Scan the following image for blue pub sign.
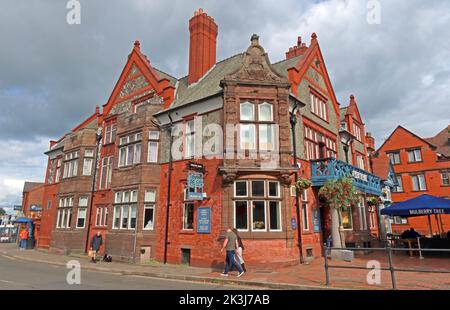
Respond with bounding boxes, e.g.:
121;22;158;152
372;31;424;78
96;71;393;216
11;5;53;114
187;172;204;201
197;207;211;234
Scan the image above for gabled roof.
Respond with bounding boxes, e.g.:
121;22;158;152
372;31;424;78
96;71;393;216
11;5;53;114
375;125;437;154
23;182;44;193
340;95;363;124
425;125;450;158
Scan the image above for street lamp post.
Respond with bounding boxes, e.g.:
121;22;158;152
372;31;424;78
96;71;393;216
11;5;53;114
290;103;305;264
84;127;103;253
338;129;355;164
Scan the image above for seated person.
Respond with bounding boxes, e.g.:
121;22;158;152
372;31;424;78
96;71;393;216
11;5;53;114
401;229;410;239
408;228;421;239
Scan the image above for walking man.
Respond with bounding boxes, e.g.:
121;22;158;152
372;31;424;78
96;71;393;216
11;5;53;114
220;227;244;277
90;231;103;263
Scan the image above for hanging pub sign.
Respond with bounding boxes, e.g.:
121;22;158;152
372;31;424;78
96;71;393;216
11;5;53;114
187;172;204;201
187;162;205;173
30;204;42;212
197;207;211;234
291;218;297;230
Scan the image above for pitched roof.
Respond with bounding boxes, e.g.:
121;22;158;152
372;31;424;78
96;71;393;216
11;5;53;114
371;153;391;180
170;53;244;109
272;54;305;76
425;125;450;158
375;125;437;154
23;182;44;193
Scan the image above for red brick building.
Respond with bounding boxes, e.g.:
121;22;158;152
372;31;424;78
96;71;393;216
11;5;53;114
372;125;450;235
33;9;383;267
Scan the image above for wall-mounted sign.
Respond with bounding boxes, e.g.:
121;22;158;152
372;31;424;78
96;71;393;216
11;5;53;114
187;172;204;201
30;204;42;212
291;218;296;230
312;209;321;233
13;205;22;211
197;207;211;234
187;162;205;172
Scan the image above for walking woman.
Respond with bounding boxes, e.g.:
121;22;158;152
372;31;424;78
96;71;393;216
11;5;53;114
232;228;247;272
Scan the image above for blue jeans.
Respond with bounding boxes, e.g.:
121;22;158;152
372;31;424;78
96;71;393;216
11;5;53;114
19;239;27;249
224;250;243;274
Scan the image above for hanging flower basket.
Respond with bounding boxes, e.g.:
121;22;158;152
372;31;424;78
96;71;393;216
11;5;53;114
295;178;312;191
318;177;360;210
367;196;382;206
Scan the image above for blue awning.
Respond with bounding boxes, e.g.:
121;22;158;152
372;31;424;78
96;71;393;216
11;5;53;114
381;194;450;217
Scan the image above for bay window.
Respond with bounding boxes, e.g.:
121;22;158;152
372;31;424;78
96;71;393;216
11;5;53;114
148;131;159;163
112;190;138;230
233;180;282;232
82;149;94;176
118;133;142;167
239;101;276;153
99;156;113;190
63;151;79;178
56;197;73;229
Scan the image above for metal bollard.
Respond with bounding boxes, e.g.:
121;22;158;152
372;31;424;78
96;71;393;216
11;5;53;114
324;245;330;286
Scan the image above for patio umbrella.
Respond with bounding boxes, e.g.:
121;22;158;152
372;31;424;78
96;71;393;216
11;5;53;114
381;194;450;236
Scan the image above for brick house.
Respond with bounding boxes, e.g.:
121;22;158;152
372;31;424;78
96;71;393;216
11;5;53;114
35;9;382;266
371;125;450;235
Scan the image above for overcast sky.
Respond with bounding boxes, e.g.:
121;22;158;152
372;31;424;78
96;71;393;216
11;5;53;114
1;0;449;213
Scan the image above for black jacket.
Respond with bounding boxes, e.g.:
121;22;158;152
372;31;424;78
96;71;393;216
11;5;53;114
90;235;103;251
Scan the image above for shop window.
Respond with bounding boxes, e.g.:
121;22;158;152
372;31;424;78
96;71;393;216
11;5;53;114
252;201;266;231
235;181;248;197
235;201;248;231
234;180;282;232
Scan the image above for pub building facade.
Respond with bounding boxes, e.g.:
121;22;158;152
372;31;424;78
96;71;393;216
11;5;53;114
36;9;382;266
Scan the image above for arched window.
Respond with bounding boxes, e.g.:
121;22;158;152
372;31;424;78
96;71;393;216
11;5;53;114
240;102;254;121
258;102;273;122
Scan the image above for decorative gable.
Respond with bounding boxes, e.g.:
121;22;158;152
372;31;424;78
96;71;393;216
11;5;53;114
224;34;289;86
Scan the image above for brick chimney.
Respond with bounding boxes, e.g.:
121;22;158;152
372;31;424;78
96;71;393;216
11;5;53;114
188;9;218;85
365;132;376;153
285;36;308;59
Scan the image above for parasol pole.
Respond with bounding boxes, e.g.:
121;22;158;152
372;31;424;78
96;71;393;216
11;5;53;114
427;215;433;237
434;214;441;235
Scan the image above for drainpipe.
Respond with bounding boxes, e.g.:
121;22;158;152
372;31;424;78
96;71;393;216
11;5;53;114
163;113;174;264
290;103;305;264
85;128;103;253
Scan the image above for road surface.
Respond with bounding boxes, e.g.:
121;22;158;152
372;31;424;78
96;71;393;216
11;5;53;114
0;254;253;290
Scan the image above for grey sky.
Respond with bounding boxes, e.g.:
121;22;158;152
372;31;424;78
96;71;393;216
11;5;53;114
1;0;449;212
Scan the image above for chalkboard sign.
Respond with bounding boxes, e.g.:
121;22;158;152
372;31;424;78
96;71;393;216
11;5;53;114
197;207;211;234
